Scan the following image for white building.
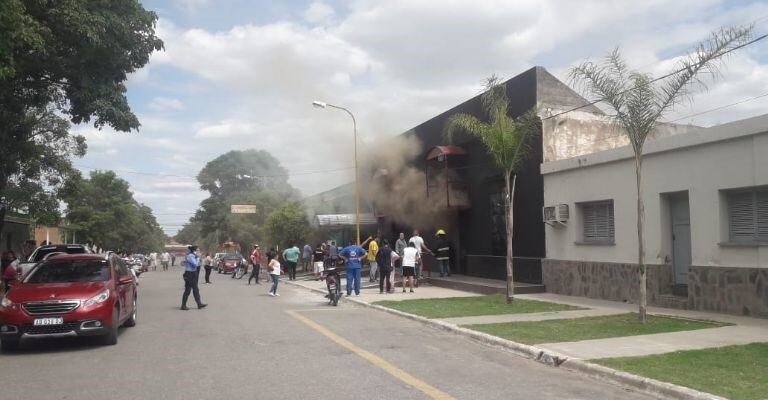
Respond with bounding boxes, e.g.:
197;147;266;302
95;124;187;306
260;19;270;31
540;112;768;317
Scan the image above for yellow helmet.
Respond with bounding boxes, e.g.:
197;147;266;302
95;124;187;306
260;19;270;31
436;229;446;236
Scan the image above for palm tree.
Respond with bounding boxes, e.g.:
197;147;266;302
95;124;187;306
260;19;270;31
569;25;753;322
444;76;539;303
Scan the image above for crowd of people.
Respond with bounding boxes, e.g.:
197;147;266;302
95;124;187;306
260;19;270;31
176;229;453;309
147;251;175;271
303;229;452;296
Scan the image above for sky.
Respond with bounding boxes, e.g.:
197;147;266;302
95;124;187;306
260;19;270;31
72;0;768;235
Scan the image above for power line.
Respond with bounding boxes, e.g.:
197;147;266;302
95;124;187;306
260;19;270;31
154;213;196;215
74;164;355;179
666;91;768;123
628;14;768;74
544;90;768;152
75;165;197;178
542;30;768;121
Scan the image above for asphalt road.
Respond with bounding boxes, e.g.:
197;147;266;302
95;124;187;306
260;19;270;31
1;268;655;400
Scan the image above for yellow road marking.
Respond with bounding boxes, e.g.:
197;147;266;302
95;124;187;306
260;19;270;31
286;309;456;400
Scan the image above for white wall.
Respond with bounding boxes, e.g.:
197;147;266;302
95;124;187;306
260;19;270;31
540;110;700;163
542;114;768;268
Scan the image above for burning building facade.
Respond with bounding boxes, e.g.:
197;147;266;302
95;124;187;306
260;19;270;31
355;66;598;281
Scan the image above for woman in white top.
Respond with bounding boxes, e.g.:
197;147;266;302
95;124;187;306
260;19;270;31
268;256;281;296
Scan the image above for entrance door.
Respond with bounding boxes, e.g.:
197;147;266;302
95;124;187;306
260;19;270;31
670;193;692;285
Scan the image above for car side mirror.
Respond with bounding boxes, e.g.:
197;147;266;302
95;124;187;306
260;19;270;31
118;275;134;285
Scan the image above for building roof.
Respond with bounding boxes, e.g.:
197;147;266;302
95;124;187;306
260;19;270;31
534;66;604;115
316;213;378;227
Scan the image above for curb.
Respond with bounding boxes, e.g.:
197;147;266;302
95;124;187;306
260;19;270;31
561;359;727;400
283;279;726;400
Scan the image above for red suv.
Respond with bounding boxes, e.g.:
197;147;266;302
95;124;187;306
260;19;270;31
0;253;137;351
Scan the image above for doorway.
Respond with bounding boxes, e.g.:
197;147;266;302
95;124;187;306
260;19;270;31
669;192;692;285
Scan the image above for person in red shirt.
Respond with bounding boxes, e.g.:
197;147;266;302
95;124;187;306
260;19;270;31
248;244;262;285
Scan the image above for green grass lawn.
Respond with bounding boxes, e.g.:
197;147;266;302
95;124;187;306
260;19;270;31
372;294;582;319
596;343;768;400
464;313;726;345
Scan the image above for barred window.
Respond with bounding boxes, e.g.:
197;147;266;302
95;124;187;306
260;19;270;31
580;200;615;244
727;188;768;244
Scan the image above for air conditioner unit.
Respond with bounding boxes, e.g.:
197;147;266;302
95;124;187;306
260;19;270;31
543;204;569;226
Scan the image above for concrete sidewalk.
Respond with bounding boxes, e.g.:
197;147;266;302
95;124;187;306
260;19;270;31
540;325;768;359
289;275;768;360
439;308;626;325
516;292;768;328
511;293;768;360
290;273;477;301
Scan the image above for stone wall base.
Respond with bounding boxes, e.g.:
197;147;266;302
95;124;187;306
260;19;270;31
543;259;768;318
689;266;768;318
542;259;673;305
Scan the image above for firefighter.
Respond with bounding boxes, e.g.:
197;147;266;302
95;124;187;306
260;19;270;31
434;229;452;277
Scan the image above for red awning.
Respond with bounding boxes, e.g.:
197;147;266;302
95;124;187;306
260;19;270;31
425;145;467;160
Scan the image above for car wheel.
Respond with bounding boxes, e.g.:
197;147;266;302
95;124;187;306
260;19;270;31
123;297;137;327
0;338;20;352
101;307;119;346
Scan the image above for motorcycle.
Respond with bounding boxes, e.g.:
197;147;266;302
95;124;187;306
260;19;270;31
323;257;343;306
231;258;248;280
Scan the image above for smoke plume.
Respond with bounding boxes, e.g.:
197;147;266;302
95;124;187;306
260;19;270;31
360;134;458;232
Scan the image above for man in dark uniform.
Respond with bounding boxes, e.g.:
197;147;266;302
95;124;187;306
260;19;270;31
434;229;452;277
181;245;208;310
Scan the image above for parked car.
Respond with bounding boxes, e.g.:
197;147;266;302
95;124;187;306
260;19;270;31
0;253;138;351
216;253;245;274
18;244;93;277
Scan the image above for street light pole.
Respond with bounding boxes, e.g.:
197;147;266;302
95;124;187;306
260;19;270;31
312;101;361;244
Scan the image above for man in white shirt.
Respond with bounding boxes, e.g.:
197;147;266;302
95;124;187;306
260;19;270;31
150;252;158;271
408;230;431;282
400;242;420;293
160;252;171;271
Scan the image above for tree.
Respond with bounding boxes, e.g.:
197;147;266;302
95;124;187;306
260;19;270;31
444;76;539;303
61;170;165;253
0;107;85;227
197;150;293;198
0;0;162;244
569;25;753;322
264;203;311;249
190;149;301;252
225;191;286;250
175;220;203;247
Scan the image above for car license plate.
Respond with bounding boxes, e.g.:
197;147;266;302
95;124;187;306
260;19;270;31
33;317;63;326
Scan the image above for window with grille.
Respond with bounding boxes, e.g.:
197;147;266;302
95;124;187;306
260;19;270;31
580;200;615;244
727;188;768;244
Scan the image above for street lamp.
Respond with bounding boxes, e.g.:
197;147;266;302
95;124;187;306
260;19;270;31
312;100;361;245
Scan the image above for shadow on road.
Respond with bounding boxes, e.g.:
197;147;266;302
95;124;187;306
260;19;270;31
1;328;129;356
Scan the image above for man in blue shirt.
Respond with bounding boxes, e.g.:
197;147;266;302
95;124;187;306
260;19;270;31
340;242;366;296
181;246;208;310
